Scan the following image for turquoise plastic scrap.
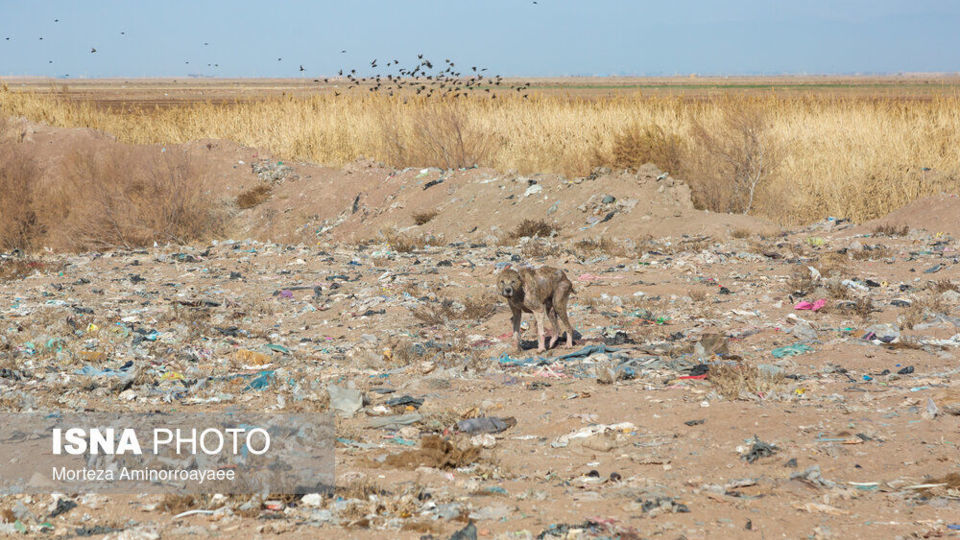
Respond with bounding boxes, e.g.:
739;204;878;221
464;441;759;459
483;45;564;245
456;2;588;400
771;343;813;358
244;370;275;391
497;352;533;366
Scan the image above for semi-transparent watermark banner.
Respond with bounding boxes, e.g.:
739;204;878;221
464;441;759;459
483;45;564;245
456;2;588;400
0;412;334;494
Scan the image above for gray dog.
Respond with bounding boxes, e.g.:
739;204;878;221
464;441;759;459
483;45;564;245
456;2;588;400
497;266;574;352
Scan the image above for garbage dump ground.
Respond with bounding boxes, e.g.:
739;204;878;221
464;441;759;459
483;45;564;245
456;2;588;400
1;122;960;538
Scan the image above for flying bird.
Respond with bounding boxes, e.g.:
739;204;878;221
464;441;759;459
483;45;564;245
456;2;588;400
299;65;305;71
90;47;96;53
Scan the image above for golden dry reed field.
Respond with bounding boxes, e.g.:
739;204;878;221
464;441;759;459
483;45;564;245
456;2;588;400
2;82;959;225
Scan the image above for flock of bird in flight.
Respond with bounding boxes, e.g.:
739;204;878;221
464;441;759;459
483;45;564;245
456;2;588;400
4;17;534;100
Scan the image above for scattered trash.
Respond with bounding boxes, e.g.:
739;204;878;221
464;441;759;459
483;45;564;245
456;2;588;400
741;436;778;463
457;416;517;434
551;422;635;448
794;299;826;311
771;343;813;358
327;382;363;417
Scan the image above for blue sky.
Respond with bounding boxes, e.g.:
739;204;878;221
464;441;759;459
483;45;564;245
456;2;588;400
1;1;958;78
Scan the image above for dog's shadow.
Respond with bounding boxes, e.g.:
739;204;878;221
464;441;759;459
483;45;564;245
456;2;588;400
517;331;583;353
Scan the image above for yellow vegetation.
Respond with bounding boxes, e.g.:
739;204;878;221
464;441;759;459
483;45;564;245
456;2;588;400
2;89;959;223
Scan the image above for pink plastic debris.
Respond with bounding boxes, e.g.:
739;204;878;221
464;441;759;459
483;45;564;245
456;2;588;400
794;298;826;311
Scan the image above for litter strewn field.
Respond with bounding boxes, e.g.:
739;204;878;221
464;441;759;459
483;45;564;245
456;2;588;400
1;117;960;537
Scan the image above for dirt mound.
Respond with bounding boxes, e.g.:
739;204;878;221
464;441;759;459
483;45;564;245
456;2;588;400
2;118;780;251
858;193;960;237
236;161;781;245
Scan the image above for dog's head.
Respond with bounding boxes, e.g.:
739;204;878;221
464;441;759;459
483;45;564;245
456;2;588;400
497;269;522;298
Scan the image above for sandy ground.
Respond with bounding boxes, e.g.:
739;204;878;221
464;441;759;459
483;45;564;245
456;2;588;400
1;122;959;539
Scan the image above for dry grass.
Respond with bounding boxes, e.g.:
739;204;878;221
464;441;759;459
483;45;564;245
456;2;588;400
932;280;958;293
412;210;438;225
571;237;631;257
0;140;224;251
603;123;684;173
4;90;960;224
872;223;910;237
850;246;892;261
852;297;877;320
730;228;752;239
382;229;429;253
825;280;850;300
411;293;497;325
0;258;47;282
687;289;708;302
786;267;816;297
709;364;785;400
460;293;498;321
900;297;945;330
236;184;272;209
0;142;42;251
380;100;496;169
815;252;848;278
510;219;559;240
686;100;785;214
384;337;421;366
411;300;459;326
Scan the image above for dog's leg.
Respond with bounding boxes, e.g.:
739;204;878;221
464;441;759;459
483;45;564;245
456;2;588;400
554;280;574;347
547;305;561;349
511;306;523;351
534;310;547;353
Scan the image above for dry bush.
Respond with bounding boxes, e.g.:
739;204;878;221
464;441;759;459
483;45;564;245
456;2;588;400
932;280;958;293
236;184;272;209
412;294;497;325
685;98;784;214
872;223;909;237
382;229;428;253
510;219;559;240
900;302;927;330
688;289;708;302
384;337;421;366
852;297;877;320
521;238;554;258
572;237;631;257
380;100;494;169
786;267;816;297
897;297;945;330
461;293;498;321
825;280;849;300
337;477;388;500
0;258;46;282
52;147;223;250
412;210;438;225
0;143;43;251
850;246;892;261
815;252;847;278
709;364;785;400
411;300;458;325
606;123;684;173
